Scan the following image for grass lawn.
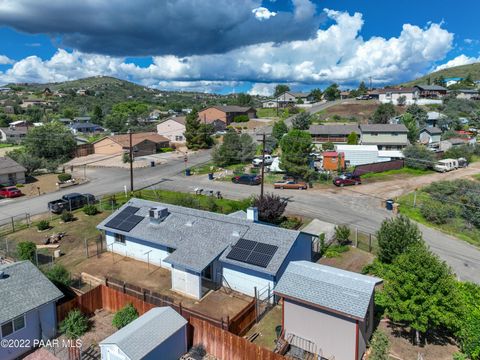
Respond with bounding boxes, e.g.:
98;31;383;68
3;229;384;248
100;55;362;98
473;173;480;181
361;167;433;181
0;143;14;148
256;108;288;119
246;305;282;351
0;145;21;156
189;162;249;175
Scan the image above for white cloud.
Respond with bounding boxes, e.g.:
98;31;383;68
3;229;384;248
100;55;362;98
252;7;277;21
434;54;480;72
0;55;15;65
248;83;276;96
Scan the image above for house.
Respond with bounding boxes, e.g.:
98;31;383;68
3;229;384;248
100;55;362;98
20;99;50;108
378;87;419;105
419;127;442;146
426;111;446;128
439;137;474;151
414;84;448;98
198;106;257;129
308;124;360;148
76;89;88;96
0;261;63;360
444;77;463;87
262;100;278;108
97;199;311;300
0;157;26;185
0;126;28;144
93;132;170;157
68;122;104;135
340;91;351;99
157;116;186;143
100;307;187;360
334;145;381;166
360;124;409;150
73;116;92;123
454;89;480;100
274;261;382;360
274;91;312;106
4;105;14;114
322;151;345;171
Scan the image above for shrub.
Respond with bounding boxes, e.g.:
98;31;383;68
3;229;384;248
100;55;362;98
420;198;458;224
233;115;249;123
61;211;75;223
334;225;351;245
369;329;390;360
122;152;131;163
252;193;287;224
57;173;72;182
83;204;98;216
324;244;349;258
279;217;303;230
322;142;334;151
45;264;71;286
37;220;50;231
17;241;36;263
158;147;174;153
403;145;436;170
112;303;139;329
60;309;89;339
15;183;24;188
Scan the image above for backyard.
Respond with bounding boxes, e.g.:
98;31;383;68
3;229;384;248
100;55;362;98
245;305;282;351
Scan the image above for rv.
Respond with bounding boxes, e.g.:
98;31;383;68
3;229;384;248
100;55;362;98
434;159;458;173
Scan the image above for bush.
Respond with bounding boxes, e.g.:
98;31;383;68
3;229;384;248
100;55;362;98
60;309;89;339
37;220;50;231
112;303;139;329
324;244;349;258
252;193;287;224
122;152;131;163
322;142;334;151
61;211;75;223
445;144;474;163
369;329;390;360
57;173;72;182
279;217;303;229
45;264;71;286
158;147;174;153
83;204;98;216
403;145;436;170
17;241;36;263
420;198;458;224
233;115;249;123
334;225;351;245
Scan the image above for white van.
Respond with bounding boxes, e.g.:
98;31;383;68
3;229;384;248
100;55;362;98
434;158;459;173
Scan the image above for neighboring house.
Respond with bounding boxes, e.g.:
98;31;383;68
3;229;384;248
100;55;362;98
100;307;187;360
93;133;170;157
275;91;312;106
360;124;409;150
340;91;351;99
419;127;442;146
157;116;186;143
334;145;381;166
20;99;50;108
414;84;448;98
308;124;360;148
0;126;28;144
97;199;311;301
274;261;382;360
426;111;446;128
439;137;474;151
0;261;63;360
444;77;463;87
0;157;26;185
73;116;92;123
454;89;480;100
68;122;104;135
378;87;419;105
262;100;278;108
198;106;257;129
322;151;345;170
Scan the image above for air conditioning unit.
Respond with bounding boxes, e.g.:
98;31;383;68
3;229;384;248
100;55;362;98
149;206;169;224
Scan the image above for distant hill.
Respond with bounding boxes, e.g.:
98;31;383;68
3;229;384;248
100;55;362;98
401;62;480;86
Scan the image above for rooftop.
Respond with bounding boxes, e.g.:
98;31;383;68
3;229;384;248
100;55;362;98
0;156;27;175
308;124;360;136
96;132;169;147
414;84;447;91
360;124;408;133
207;106;255;113
377;87;416;94
0;127;28;136
100;307;187;359
274;261;382;320
335;145;379;152
421;127;442;135
0;261;63;324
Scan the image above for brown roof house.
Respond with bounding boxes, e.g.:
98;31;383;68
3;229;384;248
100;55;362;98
0;157;27;185
274;261;382;360
198;106;257;130
157;116;186;143
93;132;170;157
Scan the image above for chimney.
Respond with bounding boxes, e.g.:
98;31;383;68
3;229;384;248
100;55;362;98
246;207;258;222
0;271;4;279
149;206;169;224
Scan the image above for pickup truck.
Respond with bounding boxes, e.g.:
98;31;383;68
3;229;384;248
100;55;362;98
48;193;96;214
252;155;274;167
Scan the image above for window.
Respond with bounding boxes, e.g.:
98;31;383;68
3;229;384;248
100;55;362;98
1;322;13;337
175;135;183;141
114;233;125;244
13;316;25;332
1;315;25;338
371;132;378;136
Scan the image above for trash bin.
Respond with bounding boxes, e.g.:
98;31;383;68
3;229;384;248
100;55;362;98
386;199;394;211
275;325;283;339
150;161;155;167
185;168;191;176
208;173;214;180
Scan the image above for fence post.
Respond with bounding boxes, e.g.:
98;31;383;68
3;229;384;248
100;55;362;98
355;227;358;248
5;238;9;256
11;217;15;233
254;286;258;323
179;302;183;317
368;234;372;252
84;237;89;258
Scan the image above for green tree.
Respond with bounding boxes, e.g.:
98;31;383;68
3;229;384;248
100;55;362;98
369;329;390;360
397;95;407;106
309;88;323;101
26;106;44;123
401;113;419;144
212;130;256;167
6;148;43;175
17;241;36;263
323;83;341;101
371;103;396;124
252;193;287;224
24;122;76;161
272;120;288;141
45;264;72;287
274;84;290;97
322;142;334;150
237;93;253;106
91;105;103;123
402;145;436;170
280;130;314;180
112;303;139;329
347;132;358;145
377;215;423;264
405;104;428;127
357;81;368;95
292;112;311;130
456;282;480;359
60;309;89;339
184;109;214;150
62;107;77;119
384;243;461;345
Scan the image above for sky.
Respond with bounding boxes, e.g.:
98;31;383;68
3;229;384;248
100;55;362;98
0;0;479;95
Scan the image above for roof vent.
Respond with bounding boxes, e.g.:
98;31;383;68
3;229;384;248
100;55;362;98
149;206;169;224
185;220;194;227
0;271;4;279
232;230;240;237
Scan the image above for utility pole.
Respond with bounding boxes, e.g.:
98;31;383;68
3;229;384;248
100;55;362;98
260;133;266;200
128;129;134;193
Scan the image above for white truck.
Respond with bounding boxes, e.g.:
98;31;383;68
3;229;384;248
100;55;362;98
252;155;274;167
268;157;284;173
434;158;459;173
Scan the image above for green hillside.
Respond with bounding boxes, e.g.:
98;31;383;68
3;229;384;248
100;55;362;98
401;62;480;86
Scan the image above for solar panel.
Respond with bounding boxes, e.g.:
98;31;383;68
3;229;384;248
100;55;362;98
225;239;278;268
246;251;272;268
123;206;140;215
104;210;144;232
253;243;278;256
235;238;257;251
226;247;250;262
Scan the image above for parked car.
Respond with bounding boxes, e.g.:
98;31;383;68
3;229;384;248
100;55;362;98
231;174;262;185
333;173;362;187
0;186;23;198
252;155;274;167
274;180;307;190
356;95;371;100
434;159;458;173
457;157;469;168
48;193;96;213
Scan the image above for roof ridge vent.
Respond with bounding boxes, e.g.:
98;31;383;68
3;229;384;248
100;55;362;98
232;231;240;237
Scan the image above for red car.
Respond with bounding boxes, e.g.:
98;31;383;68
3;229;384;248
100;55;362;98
333;173;362;187
0;186;23;198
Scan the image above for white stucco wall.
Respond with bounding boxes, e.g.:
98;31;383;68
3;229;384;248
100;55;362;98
222;265;274;300
156;120;186;143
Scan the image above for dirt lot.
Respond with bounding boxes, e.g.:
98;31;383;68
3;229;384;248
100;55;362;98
319;247;375;273
20;174;63;197
315;101;405;123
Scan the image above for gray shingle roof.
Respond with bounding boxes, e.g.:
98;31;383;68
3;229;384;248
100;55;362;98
0;261;63;324
97;198;300;275
100;307;187;359
308;124;360;136
360;124;408;133
414;84;447;91
274;261;382;320
0;157;27;176
212;106;255;113
421;127;442;135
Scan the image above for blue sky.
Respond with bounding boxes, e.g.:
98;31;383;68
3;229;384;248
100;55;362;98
0;0;478;94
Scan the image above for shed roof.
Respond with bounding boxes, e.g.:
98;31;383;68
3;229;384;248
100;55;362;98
0;156;27;175
308;124;359;136
100;307;187;360
0;261;63;324
360;124;408;133
377;87;416;94
0;127;28;136
274;261;382;320
300;219;336;242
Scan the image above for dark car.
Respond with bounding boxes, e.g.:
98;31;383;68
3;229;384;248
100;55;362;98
48;193;96;213
231;174;261;185
333;173;361;187
0;186;23;198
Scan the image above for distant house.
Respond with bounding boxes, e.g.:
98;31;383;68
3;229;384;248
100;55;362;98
426;111;446;128
444;77;463;87
360;124;409;150
308;124;360;148
419;127;442;147
76;89;88;96
0;125;28;144
68;122;104;135
414;84;448;98
97;200;311;300
339;91;351;99
274;261;382;360
0;157;26;185
262;100;278;108
334;145;381;166
453;89;480;100
4;105;14;114
93;132;170;157
274;91;312;106
20;99;50;108
73;116;92;123
0;261;63;360
198;106;257;130
439;137;474;151
378;87;419;105
100;307;187;360
156;116;186;143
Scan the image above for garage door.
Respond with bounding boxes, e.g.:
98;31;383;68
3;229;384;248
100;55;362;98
223;267;273;298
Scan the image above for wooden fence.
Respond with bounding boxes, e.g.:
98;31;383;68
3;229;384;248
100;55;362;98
228;299;256;336
191;317;286;360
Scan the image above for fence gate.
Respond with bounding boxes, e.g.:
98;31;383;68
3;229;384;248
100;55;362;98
254;284;274;322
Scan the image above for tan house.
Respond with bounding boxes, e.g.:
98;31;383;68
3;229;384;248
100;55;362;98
198;106;257;129
360;124;409;150
274;261;382;360
93;132;170;157
0;157;26;185
157;116;186;143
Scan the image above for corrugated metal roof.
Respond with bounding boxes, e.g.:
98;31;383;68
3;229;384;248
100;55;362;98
335;145;378;152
